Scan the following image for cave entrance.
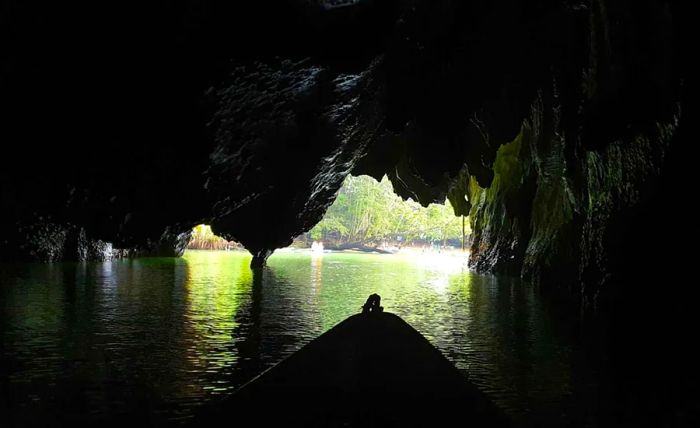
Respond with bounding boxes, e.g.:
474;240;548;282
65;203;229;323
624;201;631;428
187;224;242;251
295;174;470;255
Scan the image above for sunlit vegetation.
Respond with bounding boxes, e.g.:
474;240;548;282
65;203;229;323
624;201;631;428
189;177;469;252
306;175;470;248
187;225;241;250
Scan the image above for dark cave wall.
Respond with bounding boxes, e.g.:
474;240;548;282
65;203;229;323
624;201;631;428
0;0;404;263
459;0;684;309
0;0;689;280
466;88;679;306
204;58;387;264
0;0;396;261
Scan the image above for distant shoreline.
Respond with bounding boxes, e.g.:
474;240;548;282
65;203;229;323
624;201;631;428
185;247;470;257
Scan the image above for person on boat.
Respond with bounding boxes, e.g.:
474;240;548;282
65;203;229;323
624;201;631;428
362;293;383;314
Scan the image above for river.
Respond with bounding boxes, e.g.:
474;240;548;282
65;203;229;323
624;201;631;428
1;250;601;427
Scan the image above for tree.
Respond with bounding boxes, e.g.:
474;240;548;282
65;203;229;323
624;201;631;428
308;175;468;247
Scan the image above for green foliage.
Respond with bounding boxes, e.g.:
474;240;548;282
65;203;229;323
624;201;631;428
188;225;239;250
309;175;469;245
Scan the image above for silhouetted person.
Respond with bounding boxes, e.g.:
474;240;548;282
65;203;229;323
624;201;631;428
362;293;383;314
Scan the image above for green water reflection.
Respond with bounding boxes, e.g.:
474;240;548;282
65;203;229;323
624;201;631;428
1;250;589;427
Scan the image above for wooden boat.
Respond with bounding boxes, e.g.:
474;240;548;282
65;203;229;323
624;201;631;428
193;311;510;427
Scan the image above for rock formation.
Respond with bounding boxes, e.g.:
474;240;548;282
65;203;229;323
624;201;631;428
1;0;689;300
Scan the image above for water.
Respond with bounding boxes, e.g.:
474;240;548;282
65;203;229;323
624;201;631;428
1;250;598;427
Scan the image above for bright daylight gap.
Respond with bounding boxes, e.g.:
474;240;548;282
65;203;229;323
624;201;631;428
187;175;471;257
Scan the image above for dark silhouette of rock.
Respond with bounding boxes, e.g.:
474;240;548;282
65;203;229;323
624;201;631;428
1;0;688;277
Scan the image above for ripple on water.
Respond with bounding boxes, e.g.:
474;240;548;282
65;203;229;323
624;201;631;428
1;251;589;426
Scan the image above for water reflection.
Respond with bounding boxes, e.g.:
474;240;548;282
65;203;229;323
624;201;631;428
183;251;251;379
310;253;323;294
1;251;593;427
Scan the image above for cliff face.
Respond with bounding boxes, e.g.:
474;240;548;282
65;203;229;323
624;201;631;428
460;0;684;310
467;90;679;306
1;0;688;281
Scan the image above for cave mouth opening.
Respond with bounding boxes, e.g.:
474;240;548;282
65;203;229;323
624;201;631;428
296;174;471;255
187;224;242;251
